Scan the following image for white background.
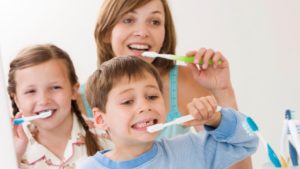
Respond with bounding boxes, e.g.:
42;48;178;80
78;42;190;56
1;0;300;168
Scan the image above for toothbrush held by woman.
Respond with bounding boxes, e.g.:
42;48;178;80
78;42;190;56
142;51;222;65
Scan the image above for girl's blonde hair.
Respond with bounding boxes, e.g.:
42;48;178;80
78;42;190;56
94;0;176;73
8;44;102;155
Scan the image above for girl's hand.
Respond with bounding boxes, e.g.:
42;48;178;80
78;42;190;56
186;48;232;92
12;112;28;163
184;96;221;128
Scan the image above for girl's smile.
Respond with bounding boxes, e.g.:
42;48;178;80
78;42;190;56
13;59;77;131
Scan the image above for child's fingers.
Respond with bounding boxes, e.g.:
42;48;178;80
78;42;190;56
13;112;26;138
187;96;218;122
187;101;204;120
192;98;209;120
184;102;204;127
206;96;218;112
12;112;22;127
15;123;27;140
183;98;213;127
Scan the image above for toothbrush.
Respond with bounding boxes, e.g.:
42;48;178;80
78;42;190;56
142;51;222;65
289;141;298;166
279;116;289;167
147;106;221;133
286;109;300;165
14;110;52;125
243;117;281;168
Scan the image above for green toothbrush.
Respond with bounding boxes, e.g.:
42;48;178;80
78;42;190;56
142;51;221;65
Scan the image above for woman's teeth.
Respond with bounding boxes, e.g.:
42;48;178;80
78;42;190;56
128;44;150;51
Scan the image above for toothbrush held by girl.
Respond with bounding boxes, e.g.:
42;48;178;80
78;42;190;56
9;44;106;168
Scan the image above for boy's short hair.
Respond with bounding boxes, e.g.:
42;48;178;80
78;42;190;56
85;56;163;112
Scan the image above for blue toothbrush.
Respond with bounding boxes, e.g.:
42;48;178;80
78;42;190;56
243;117;281;168
286;109;300;166
289;141;298;166
14;110;52;125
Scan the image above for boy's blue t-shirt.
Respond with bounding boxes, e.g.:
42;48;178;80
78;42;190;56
78;108;259;169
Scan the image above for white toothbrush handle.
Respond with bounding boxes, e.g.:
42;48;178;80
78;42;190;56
173;115;194;124
166;106;222;126
21;115;41;122
256;132;268;148
20;112;51;122
147;106;221;133
280;120;288;155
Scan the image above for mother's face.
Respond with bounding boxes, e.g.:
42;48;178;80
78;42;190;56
110;0;165;63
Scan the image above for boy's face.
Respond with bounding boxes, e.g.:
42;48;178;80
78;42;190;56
94;71;166;147
110;0;165;63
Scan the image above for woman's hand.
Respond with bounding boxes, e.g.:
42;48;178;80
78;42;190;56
12;112;28;163
186;48;232;92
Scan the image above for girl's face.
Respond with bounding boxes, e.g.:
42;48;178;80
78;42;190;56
13;59;78;131
110;0;165;63
98;72;166;148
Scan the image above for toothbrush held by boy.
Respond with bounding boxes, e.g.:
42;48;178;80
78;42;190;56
79;56;258;169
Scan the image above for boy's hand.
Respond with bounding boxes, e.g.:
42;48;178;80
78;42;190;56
184;96;221;128
12;112;28;163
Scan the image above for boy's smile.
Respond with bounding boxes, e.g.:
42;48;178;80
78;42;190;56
131;117;158;131
94;71;166;148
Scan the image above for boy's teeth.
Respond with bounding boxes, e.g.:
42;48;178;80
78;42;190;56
133;120;154;129
129;44;149;50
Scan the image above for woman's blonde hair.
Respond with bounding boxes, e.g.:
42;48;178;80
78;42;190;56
94;0;176;73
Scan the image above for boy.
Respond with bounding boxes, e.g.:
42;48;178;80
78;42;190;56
80;56;258;169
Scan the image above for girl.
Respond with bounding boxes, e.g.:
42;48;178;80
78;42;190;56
9;44;106;168
79;56;258;169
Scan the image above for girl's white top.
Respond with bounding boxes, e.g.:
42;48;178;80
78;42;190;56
19;115;112;169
